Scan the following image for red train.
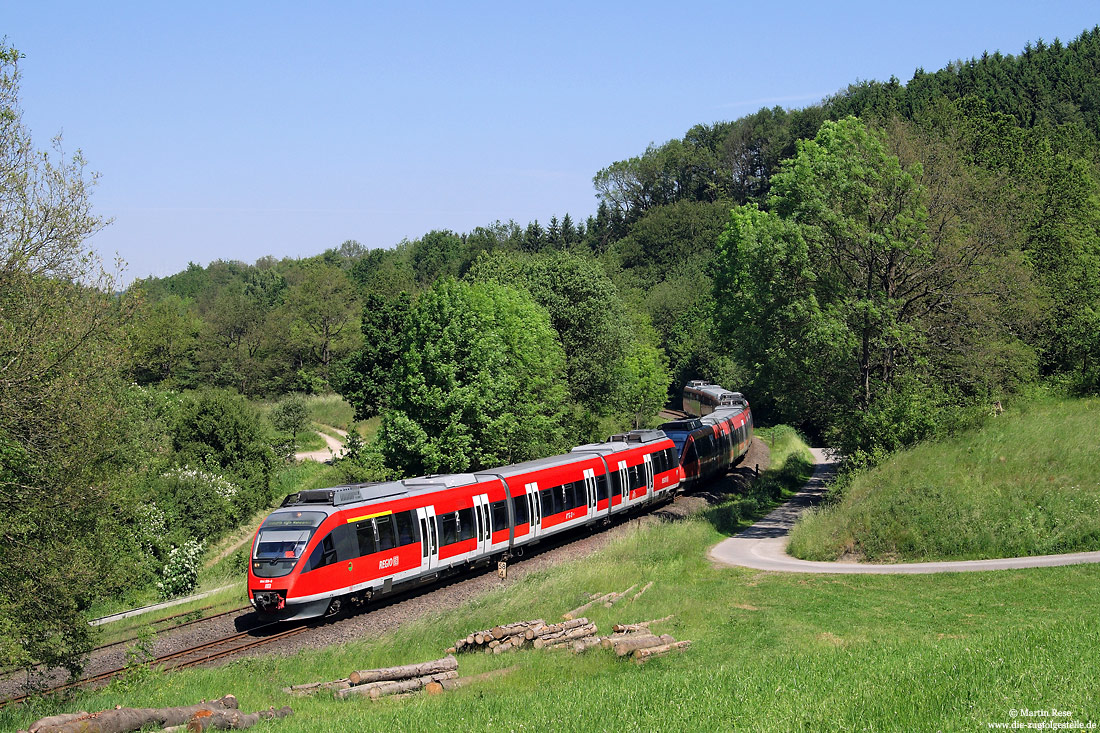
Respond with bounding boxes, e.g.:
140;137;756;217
249;389;751;621
660;383;753;491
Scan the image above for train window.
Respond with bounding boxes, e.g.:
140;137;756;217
394;511;419;547
511;494;529;526
540;487;556;517
456;507;476;542
596;474;608;502
491;500;508;532
567;481;586;510
299;532;339;575
438;512;458;546
629;465;645;491
653;450;667;473
356;521;377;556
375;514;397;552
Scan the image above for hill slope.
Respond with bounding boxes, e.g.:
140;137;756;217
789;395;1100;562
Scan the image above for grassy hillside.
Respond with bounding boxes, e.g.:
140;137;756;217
789;395;1100;562
7;431;1099;731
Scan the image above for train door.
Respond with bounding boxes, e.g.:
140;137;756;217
643;453;655;503
617;461;629;509
415;506;438;572
583;468;597;520
472;493;491;558
524;482;542;539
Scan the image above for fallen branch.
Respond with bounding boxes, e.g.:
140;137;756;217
282;679;350;696
604;584;638;608
563;593;613;620
631;581;654;602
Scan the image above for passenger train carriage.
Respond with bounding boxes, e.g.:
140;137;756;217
249;429;682;620
662;382;753;492
682;379;746;417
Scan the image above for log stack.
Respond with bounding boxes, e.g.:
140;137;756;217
447;619;545;654
449;617;608;654
336;655;460;700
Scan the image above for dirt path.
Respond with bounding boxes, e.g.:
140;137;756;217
294;427;347;463
709;448;1100;574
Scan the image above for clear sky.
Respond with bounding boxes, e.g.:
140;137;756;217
4;1;1098;281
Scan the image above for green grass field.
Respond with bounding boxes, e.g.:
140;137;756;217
9;428;1097;731
302;394;356;432
789;395;1100;563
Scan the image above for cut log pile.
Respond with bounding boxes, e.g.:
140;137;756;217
447;610;690;662
449;617;602;654
22;696;292;733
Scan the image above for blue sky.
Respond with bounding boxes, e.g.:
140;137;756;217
4;1;1098;280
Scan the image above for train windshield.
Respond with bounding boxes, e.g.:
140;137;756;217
664;431;689;456
252;511;326;578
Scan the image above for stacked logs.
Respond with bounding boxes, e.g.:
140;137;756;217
284;655;459;700
446;619;545;655
448;618;605;654
22;696;293;733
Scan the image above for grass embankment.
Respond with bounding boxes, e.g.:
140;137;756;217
302;394;355;432
789;395;1100;563
7;427;1098;730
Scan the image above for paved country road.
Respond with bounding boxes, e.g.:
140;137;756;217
708;448;1100;574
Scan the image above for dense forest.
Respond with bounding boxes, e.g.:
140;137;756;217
3;27;1099;676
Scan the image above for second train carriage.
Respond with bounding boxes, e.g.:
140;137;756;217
660;400;753;492
248;430;681;620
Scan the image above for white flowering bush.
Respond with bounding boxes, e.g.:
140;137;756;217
157;539;205;599
133;503;167;555
162;466;239;500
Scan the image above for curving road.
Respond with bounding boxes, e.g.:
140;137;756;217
709;448;1100;574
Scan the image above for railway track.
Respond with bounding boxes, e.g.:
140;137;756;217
0;605;252;683
0;621;308;707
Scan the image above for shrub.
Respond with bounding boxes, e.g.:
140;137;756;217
157;539;205;599
172;388;275;515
